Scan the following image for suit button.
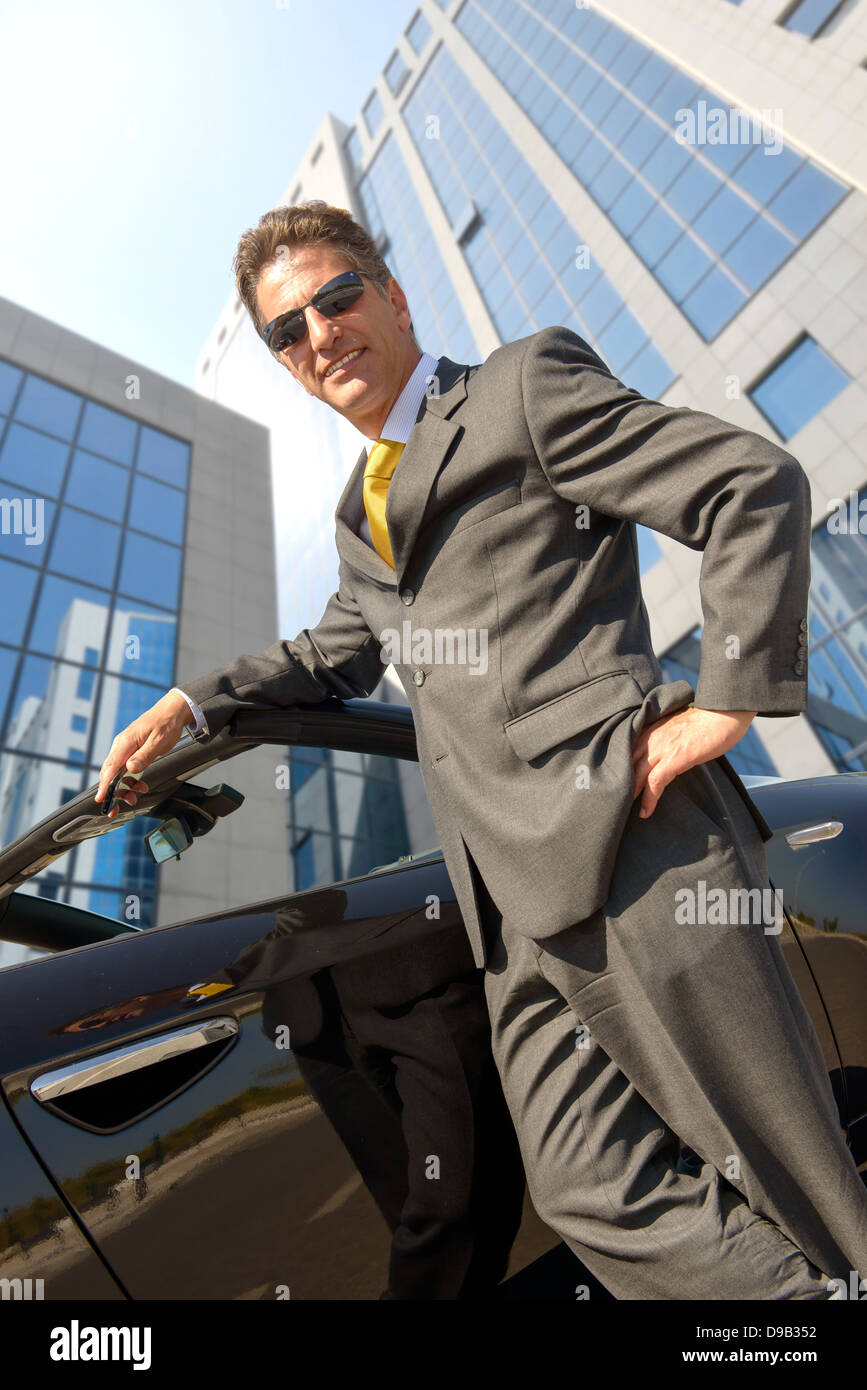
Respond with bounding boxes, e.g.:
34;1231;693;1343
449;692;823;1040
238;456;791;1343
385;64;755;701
797;643;808;659
413;668;425;686
794;661;806;676
799;618;808;632
400;587;415;605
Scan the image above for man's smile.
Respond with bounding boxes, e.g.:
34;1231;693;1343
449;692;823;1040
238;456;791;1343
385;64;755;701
322;347;366;380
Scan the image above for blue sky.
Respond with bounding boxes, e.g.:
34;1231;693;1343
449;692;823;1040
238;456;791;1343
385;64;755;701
0;0;420;388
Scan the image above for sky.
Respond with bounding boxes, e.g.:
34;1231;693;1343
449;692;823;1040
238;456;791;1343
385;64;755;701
0;0;420;389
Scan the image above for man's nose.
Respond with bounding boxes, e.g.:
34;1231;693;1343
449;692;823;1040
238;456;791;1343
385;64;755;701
306;306;340;351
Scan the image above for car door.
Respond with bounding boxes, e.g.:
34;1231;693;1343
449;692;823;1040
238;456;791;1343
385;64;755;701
0;697;567;1300
754;772;867;1175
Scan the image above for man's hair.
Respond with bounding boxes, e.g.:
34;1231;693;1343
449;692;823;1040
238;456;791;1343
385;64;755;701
233;201;416;356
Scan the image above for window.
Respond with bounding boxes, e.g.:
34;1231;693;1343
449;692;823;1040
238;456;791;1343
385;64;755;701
71;714;88;733
660;629;778;778
385;50;409;96
76;666;95;699
13;375;80;439
750;336;850;440
363;89;385;139
780;0;845;39
406;10;432;54
344;128;363;174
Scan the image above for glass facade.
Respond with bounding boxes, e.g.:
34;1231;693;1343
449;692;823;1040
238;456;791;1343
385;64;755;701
658;629;779;778
385;49;410;97
356;132;481;365
781;0;845;38
403;42;676;400
749;335;850;441
454;0;849;340
406;9;433;54
0;359;190;925
806;486;867;771
290;746;410;890
363;88;385;139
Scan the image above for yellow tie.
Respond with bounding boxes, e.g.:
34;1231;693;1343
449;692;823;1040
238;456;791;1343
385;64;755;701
363;438;405;569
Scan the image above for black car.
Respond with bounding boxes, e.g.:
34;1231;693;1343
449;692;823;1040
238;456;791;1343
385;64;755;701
0;699;864;1300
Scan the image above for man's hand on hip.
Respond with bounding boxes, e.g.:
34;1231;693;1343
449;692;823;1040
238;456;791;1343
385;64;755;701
95;689;193;818
631;707;757;819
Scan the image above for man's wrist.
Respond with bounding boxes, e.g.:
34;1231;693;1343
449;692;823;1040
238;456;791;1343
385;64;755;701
169;688;210;740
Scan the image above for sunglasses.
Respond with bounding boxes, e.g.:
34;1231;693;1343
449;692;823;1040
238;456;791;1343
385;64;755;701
261;270;369;353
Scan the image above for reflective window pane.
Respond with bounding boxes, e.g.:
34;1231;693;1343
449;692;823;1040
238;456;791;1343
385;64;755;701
106;601;177;686
13;375;80;440
766;161;848;238
655;232;714;301
0;360;23;414
78;401;136;464
622;340;676;399
66;449;130;521
364;89;385;137
136;426;190;487
0;422;69;497
406;10;432;54
692;185;757;256
28;574;110;662
733;143;802;204
0;558;38;645
750;336;850;440
664;159;722;222
681;264;748;339
725;217;794;292
128;474;185;544
118;531;181;608
595;305;646;375
0;499;56;567
782;0;845;38
5;655;101;762
48;508;121;587
630;202;682;266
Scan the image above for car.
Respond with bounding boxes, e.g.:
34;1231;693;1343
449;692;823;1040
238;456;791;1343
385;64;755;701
0;697;864;1301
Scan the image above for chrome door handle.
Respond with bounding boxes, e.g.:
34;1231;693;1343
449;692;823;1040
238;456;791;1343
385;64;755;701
784;820;844;850
30;1017;238;1103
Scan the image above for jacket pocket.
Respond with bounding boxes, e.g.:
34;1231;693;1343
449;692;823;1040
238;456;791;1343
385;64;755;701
449;480;521;537
503;670;644;761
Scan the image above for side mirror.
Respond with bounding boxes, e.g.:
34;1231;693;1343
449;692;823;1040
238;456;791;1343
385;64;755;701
145;816;194;864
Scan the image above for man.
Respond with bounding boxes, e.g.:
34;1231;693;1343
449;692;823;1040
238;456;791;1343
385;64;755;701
97;203;867;1299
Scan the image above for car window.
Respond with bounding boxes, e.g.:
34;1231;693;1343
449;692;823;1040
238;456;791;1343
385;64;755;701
0;739;439;970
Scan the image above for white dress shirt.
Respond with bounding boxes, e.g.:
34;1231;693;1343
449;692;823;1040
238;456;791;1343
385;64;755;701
357;349;439;547
176;348;439;737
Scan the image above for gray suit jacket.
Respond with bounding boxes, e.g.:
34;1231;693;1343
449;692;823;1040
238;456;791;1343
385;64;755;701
182;326;811;968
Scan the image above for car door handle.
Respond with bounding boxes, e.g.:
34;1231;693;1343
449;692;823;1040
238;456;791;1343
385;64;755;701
30;1017;239;1103
784;820;844;850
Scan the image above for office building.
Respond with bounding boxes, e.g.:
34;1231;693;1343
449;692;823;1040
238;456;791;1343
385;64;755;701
0;293;287;963
198;0;867;886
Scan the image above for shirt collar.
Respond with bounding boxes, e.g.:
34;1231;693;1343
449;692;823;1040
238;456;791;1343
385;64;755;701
362;350;439;456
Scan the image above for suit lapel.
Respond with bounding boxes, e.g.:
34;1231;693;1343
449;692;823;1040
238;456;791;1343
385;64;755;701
335;355;470;589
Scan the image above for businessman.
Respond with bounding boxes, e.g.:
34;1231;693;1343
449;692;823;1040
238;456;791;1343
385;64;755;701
97;203;867;1299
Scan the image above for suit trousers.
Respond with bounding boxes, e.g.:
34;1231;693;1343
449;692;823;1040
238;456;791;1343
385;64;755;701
477;757;867;1300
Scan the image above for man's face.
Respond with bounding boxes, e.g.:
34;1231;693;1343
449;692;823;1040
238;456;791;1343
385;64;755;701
255;244;419;437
